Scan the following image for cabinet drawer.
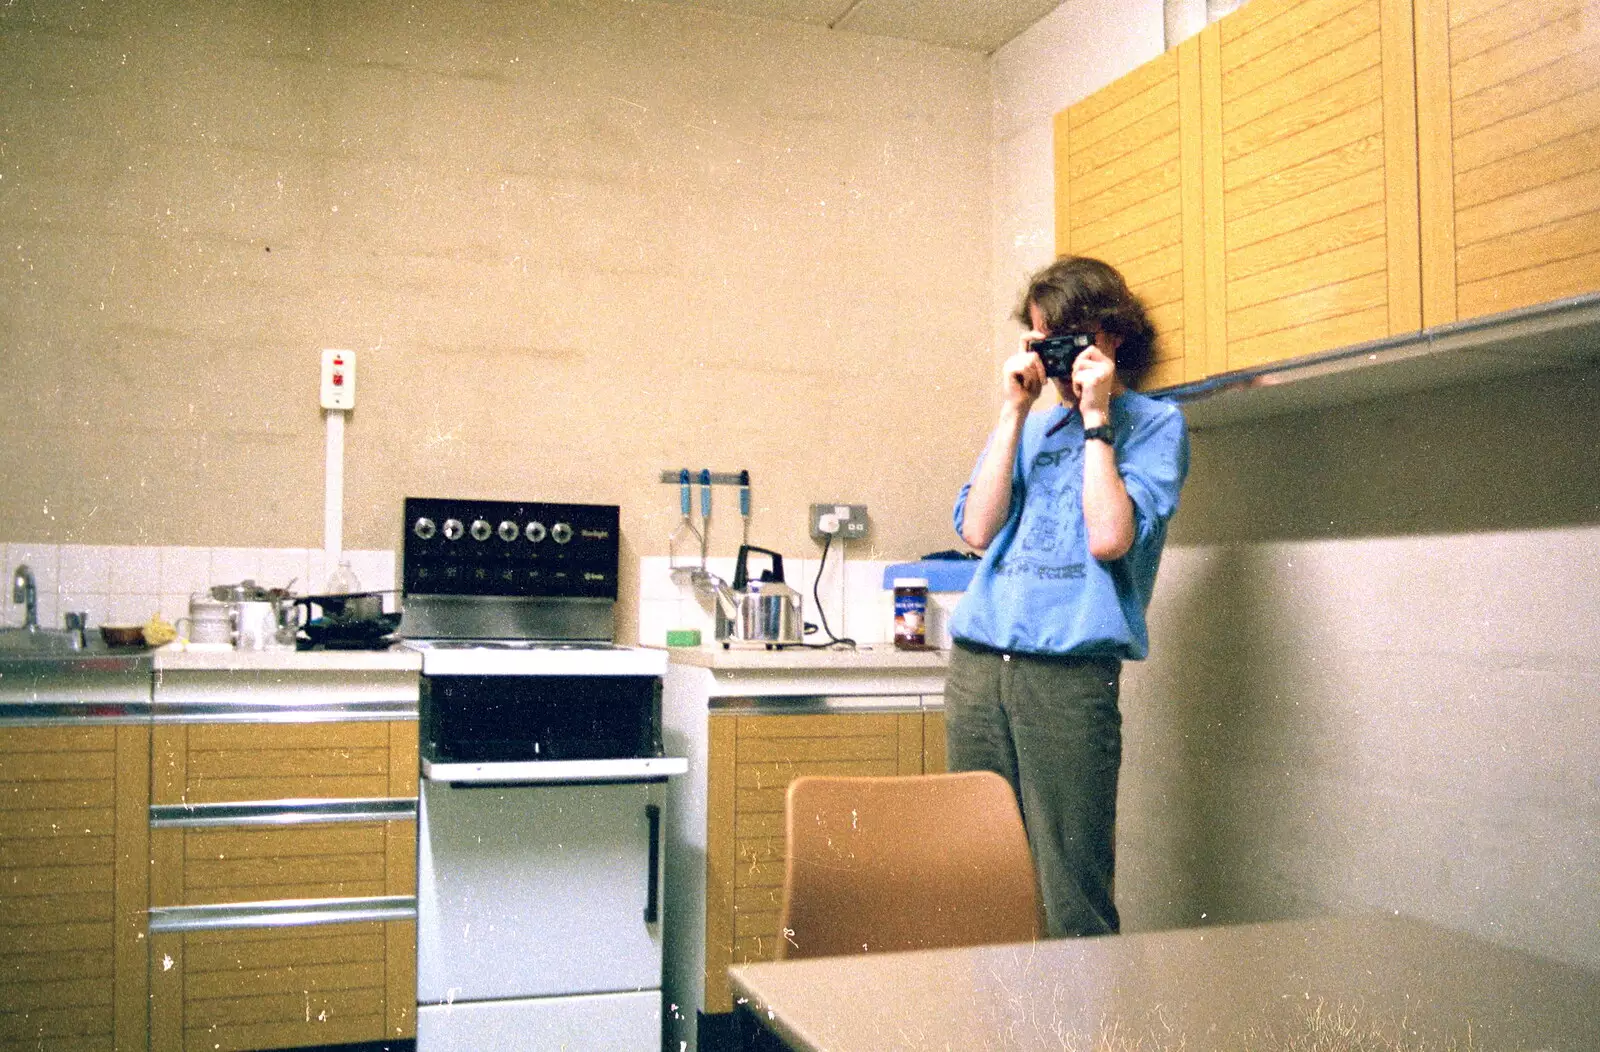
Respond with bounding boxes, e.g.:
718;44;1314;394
154;720;418;805
152;820;416;907
150;919;415;1052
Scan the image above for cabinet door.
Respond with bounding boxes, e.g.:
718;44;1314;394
923;703;947;775
1416;0;1600;324
149;721;417;1050
0;724;148;1052
1056;37;1210;389
1209;0;1422;371
701;711;924;1014
417;781;664;1003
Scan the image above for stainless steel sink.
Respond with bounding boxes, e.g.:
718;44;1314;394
0;626;84;653
0;644;154;712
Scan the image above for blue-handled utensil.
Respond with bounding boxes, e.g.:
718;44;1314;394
668;468;704;583
698;469;713;568
739;470;751;545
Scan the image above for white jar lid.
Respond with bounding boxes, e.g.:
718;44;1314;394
892;577;929;589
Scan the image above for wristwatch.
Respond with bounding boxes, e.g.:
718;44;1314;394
1083;424;1115;444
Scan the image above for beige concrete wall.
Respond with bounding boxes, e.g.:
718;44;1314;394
994;0;1600;972
0;0;994;635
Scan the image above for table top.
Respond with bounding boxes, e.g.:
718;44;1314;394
729;914;1600;1051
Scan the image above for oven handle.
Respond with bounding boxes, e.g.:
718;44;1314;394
421;756;688;783
645;802;662;925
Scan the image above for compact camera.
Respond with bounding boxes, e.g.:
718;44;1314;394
1030;332;1094;378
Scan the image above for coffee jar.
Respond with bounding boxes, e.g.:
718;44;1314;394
892;577;929;650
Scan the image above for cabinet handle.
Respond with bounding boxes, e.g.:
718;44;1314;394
149;895;416;934
150;797;416;828
645;803;662;925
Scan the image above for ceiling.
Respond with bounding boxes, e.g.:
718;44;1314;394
644;0;1066;54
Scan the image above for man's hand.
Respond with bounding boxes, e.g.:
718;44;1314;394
1071;344;1117;426
1004;332;1049;412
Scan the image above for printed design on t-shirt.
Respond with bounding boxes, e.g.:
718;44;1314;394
995;442;1086;582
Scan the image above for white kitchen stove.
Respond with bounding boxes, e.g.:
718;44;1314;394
401;497;685;1052
405;636;666;677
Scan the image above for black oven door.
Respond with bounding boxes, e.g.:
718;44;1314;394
420;673;663;766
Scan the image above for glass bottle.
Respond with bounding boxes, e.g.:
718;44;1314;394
325;560;361;595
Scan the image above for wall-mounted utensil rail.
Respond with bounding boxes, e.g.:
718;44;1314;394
657;470;750;486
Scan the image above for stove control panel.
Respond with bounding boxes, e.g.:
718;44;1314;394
402;498;619;599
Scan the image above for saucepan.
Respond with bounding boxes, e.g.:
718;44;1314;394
294;591;402;648
296;591;392;622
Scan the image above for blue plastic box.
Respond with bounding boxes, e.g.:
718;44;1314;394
881;559;978;593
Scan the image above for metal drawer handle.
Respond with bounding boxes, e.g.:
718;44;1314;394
148;895;416;934
152;700;418;723
150;797;417;828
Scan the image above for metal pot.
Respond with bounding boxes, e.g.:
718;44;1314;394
211;580;274;603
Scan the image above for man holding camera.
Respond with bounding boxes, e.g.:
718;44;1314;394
946;256;1189;938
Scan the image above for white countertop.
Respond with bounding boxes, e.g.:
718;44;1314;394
156;642;943;675
154;643;421;673
660;644;948;671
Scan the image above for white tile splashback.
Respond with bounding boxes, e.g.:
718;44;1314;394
638;555;959;649
0;543;396;629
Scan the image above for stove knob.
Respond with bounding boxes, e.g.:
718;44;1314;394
413;517;437;540
497;520;520;543
442;518;465;541
551;521;574;545
524;521;547;543
470;519;492;541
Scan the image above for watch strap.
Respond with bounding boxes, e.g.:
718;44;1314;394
1083;424;1115;444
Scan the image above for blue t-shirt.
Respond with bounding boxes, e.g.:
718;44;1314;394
950;391;1189;660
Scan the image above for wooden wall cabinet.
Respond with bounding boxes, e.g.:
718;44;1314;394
1055;37;1209;388
0;725;149;1052
1415;0;1600;325
1057;0;1424;382
1054;0;1597;386
147;720;418;1052
1203;0;1423;372
700;706;945;1017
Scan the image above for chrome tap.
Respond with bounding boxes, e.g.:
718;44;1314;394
11;564;38;630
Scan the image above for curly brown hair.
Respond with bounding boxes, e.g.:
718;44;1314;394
1014;256;1157;385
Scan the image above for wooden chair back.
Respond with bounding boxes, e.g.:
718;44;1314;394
777;771;1041;960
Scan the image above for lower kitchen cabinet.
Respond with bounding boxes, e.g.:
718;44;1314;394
660;651;949;1052
701;708;944;1018
0;724;149;1052
148;719;418;1052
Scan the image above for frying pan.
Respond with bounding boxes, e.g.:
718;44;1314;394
294;591;395;623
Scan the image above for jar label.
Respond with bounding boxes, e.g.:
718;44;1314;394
893;591;927;648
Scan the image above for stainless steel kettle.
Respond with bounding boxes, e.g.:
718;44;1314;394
713;545;802;648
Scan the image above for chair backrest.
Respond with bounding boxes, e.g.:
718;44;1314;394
776;771;1041;960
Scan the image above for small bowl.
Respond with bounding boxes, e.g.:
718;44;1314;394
100;625;146;648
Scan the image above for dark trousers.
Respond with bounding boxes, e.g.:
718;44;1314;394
944;640;1123;937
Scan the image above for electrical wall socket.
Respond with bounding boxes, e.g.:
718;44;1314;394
809;503;868;541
